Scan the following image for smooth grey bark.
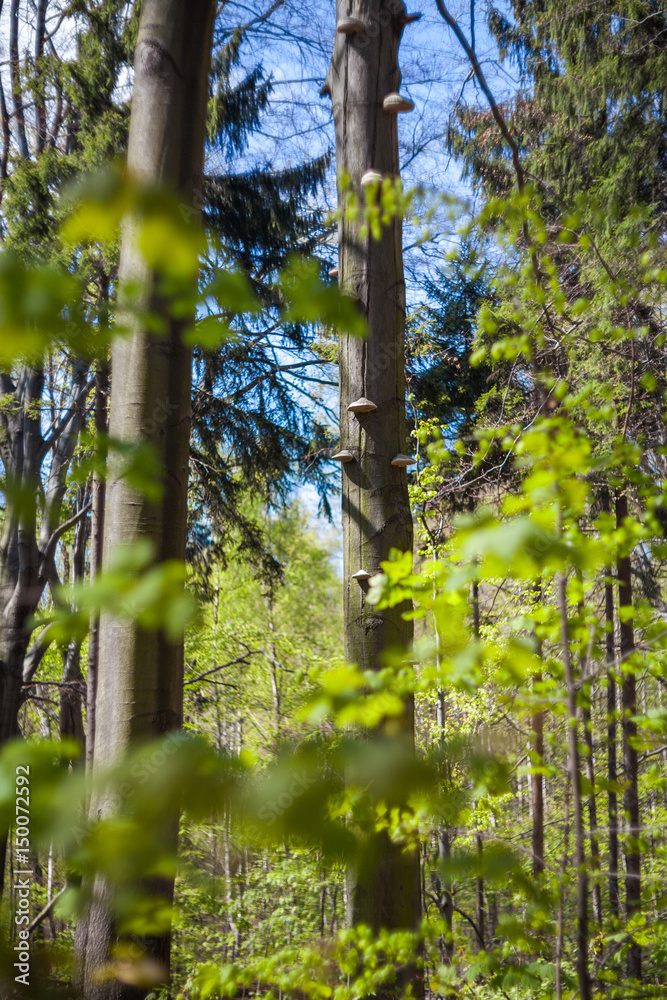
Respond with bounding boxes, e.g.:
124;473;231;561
325;0;422;959
75;3;215;997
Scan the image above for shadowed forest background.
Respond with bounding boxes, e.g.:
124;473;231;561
1;2;667;999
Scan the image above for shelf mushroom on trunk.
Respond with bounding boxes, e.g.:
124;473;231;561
383;92;414;113
391;453;417;467
347;396;377;414
337;16;366;34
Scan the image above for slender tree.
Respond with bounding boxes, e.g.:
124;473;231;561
616;490;642;981
75;3;215;997
557;571;591;1000
530;581;545;880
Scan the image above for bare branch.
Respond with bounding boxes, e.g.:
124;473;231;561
184;653;261;687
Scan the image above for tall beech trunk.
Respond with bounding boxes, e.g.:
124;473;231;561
75;3;215;997
325;0;422;959
615;491;642;981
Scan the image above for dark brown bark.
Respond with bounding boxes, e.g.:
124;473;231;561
531;692;544;878
35;0;48;151
86;349;110;774
615;491;642;981
600;488;620;919
557;573;591;1000
579;593;602;927
582;693;602;927
471;580;485;950
530;582;544;879
326;0;422;963
475;832;485;952
606;573;620;918
59;493;87;752
10;0;29;158
0;74;10;196
555;773;570;1000
437;827;454;962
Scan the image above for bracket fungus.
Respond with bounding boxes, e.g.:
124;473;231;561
361;169;384;188
332;450;354;463
352;569;371;581
391;453;417;467
329;266;339;278
337;17;365;35
383;93;414;114
347;397;377;414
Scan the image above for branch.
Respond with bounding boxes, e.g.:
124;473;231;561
423;892;487;954
41;502;92;567
38;376;94;463
452;904;486;949
23;679;87;691
245;0;284;30
184;653;261;687
221;360;330;404
22;625;56;685
28;885;68;936
434;0;525;193
434;0;556;340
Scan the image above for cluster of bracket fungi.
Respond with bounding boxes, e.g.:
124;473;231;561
328;9;419;584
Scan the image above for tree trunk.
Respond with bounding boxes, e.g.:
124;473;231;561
75;3;215;997
578;590;602;928
615;491;642;981
10;0;29;158
530;581;544;879
582;693;602;927
59;488;87;753
557;573;590;1000
86;353;109;774
471;580;485;950
475;831;485;952
325;0;422;973
601;488;620;919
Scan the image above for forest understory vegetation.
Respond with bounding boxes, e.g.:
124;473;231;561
1;2;667;1000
